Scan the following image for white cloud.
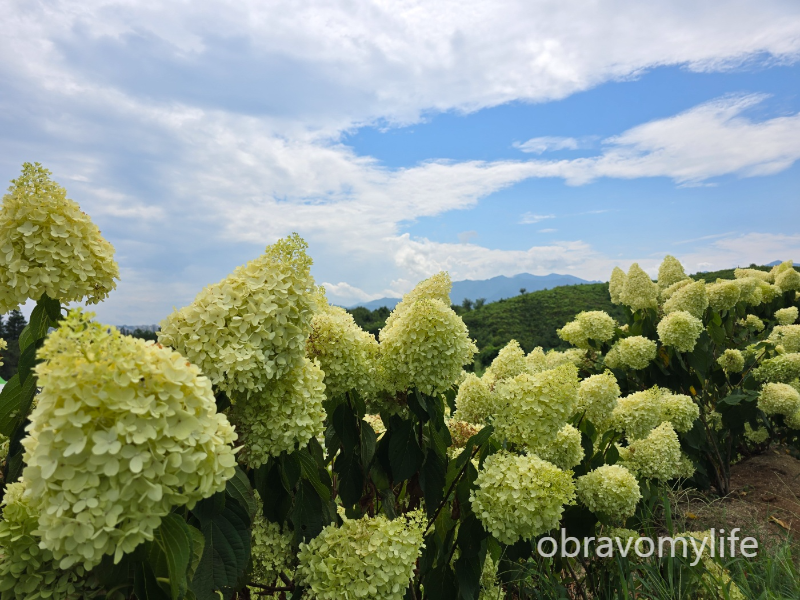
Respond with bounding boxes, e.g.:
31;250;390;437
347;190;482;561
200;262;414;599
458;230;478;243
514;136;580;154
520;213;556;224
539;228;557;233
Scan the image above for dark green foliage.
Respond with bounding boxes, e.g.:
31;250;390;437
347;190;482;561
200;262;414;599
348;305;390;338
0;309;27;381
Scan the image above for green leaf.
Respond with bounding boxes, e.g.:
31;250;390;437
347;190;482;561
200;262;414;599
255;460;292;524
334;449;364;507
291;480;324;544
360;421;377;468
408;390;429;422
186;525;206;584
298;447;332;502
154;513;193;600
332;402;360;454
134;562;171;600
190;493;251;600
225;466;257;520
280;452;301;491
0;374;36;437
18;304;50;353
388;419;423;483
454;553;482;600
419;449;446;519
16;339;43;383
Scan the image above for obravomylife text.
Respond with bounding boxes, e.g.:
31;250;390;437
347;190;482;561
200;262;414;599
535;528;758;566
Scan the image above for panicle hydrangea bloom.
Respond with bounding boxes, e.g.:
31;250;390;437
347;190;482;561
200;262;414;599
776;307;799;326
657;255;687;290
159;234;316;395
738;314;765;332
757;382;800;416
493;364;579;448
296;512;425;600
770;260;794;278
624;422;694;481
546;348;585;369
524;347;548;373
0;163;118;312
454;373;496;424
530;423;583;470
604;336;657;370
769;325;800;353
363;414;386;437
478;555;505;600
250;493;294;588
733;277;763;306
786;409;800;429
775;267;800;292
734;268;772;282
483;340;528;383
21;310;238;570
307;303;379;398
757;281;783;303
447;420;481;448
380;298;476;396
675;531;746;600
230;357;326;468
706;280;741;312
753;353;800;383
619;263;658;311
0;481;101;599
657;310;703;353
660;279;692;302
576;464;641;519
608;267;626;304
0;338;6;367
717;349;745;373
743;423;770;444
663;280;708;318
612;388;697;440
470;451;575;544
557;311;617;349
577;371;620;431
382;272;451;334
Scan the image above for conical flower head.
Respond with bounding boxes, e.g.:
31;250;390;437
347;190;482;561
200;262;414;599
21;310;238;570
0;163;118;312
608;267;626;304
484;339;528;383
159;233;317;394
576;464;641;519
707;280;740;312
663;280;708;318
379;297;476;396
619;263;658;311
657;255;687;290
382;271;451;335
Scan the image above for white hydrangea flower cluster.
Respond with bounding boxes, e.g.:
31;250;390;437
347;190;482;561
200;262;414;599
775;307;799;326
663;280;708;318
738;314;765;332
478;555;505;600
757;383;800;417
786;409;800;429
734;268;772;283
758;280;783;303
530;424;584;470
619;264;659;311
612;387;698;440
21;310;238;570
661;279;692;302
657;256;687;290
0;481;101;599
717;349;745;374
609;267;627;304
769;325;800;353
380;274;476;395
250;492;294;588
0;338;5;367
230;357;326;468
307;303;379;398
576;464;641;519
753;353;800;383
493;364;579;448
296;512;426;600
577;371;621;431
604;336;657;370
557;311;617;349
772;261;800;292
159;234;317;395
623;422;693;481
675;531;746;600
706;280;741;312
657;310;704;353
363;414;387;437
0;162;118;312
447;420;482;449
483;339;528;384
471;452;575;544
743;423;770;444
453;373;495;424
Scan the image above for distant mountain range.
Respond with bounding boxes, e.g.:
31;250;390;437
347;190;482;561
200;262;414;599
349;273;599;310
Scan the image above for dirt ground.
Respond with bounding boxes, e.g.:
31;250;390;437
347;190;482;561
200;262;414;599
674;448;800;548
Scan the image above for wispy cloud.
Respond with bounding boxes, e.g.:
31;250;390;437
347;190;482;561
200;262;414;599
520;213;556;224
514;136;580;154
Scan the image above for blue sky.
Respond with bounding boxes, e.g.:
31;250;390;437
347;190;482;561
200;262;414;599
1;1;800;323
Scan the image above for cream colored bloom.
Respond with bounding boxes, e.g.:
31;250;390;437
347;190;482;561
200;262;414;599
624;422;694;481
454;373;496;424
471;451;575;544
250;492;294;588
612;387;698;440
775;307;799;326
0;163;118;312
657;311;703;353
159;234;317;395
743;423;769;444
753;353;800;383
297;512;425;600
734;268;772;283
530;423;584;470
663;280;708;318
619;263;658;311
706;280;741;312
609;267;626;304
604;336;657;370
557;311;617;349
576;464;641;518
483;339;528;382
657;255;687;289
717;349;745;373
21;310;237;570
758;382;800;416
738;314;765;332
769;325;800;353
776;267;800;292
577;371;620;431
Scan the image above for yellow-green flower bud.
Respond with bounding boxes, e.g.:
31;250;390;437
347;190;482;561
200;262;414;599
717;349;745;373
753;353;800;383
609;267;626;304
250;492;294;588
743;423;769;444
557;311;617;349
658;255;688;290
0;163;118;312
